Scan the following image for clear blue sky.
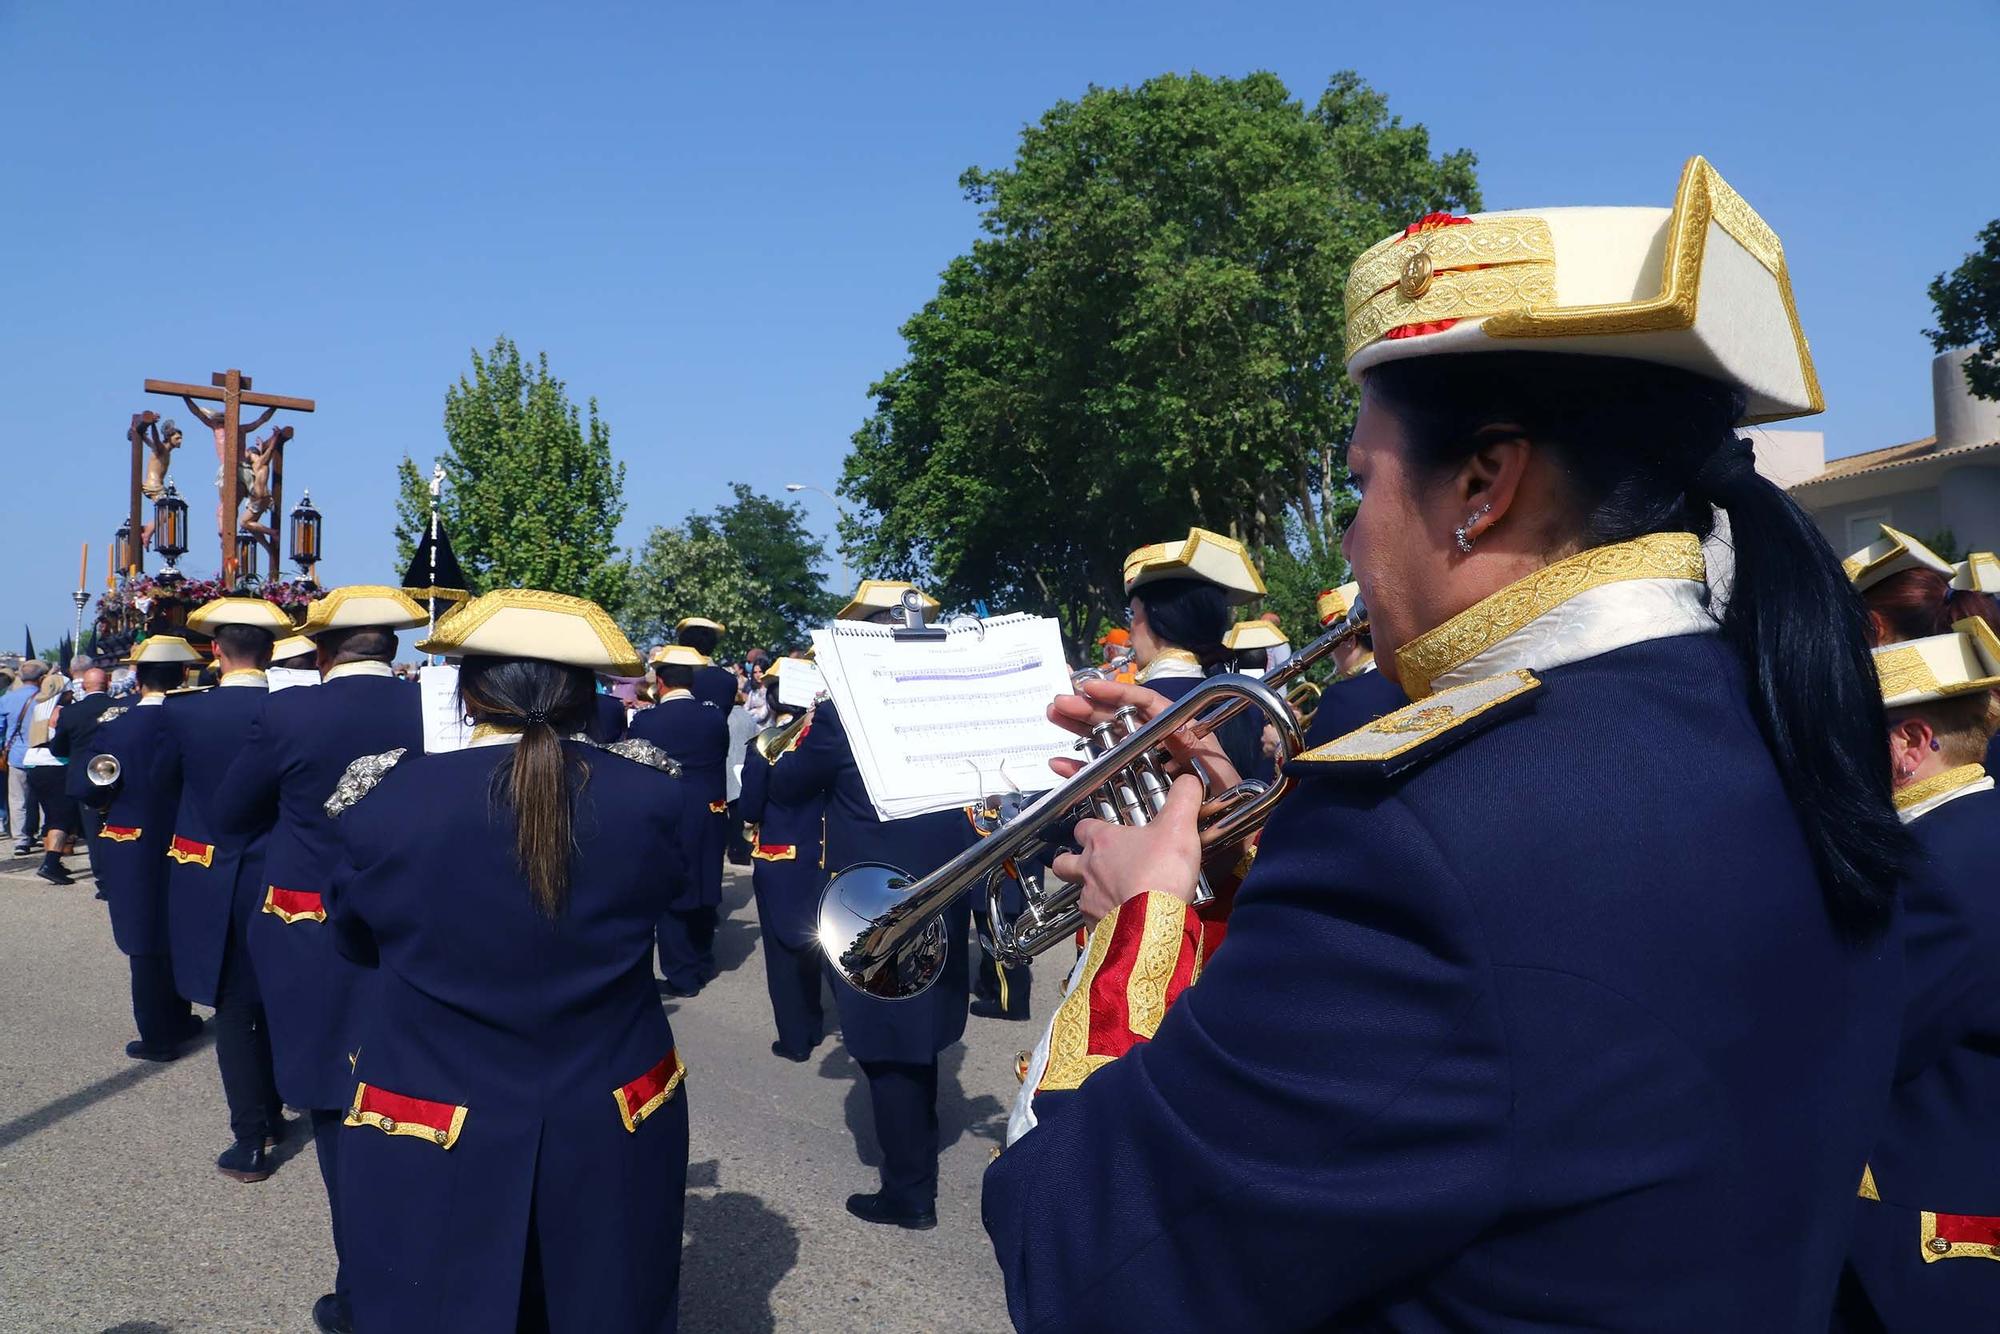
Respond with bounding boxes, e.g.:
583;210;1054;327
4;0;1994;650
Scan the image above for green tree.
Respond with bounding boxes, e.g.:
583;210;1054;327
840;70;1478;656
622;484;835;654
394;336;627;604
1928;220;2000;400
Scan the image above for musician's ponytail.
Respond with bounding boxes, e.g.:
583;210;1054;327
1133;578;1233;671
458;655;596;917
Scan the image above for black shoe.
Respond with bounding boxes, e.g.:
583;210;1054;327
126;1038;185;1062
35;862;73;885
770;1040;813;1063
11;843;31;857
312;1292;354;1334
661;981;701;999
216;1139;274;1183
844;1191;937;1230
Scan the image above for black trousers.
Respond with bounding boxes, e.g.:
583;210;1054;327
129;953;194;1045
213;925;283;1144
311;1108;351;1305
761;931;825;1054
656;906;718;991
858;1058;941;1210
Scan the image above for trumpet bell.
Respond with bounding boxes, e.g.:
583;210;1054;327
818;863;951;999
86;754;122;787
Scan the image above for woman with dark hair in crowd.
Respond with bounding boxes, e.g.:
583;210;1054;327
327;590;692;1333
988;158;1913;1332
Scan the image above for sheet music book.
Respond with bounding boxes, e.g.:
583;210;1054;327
776;658;826;710
419;664;474;754
809;613;1073;821
266;667;321;693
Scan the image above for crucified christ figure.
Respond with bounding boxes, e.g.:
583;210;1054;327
183;395;279;543
132;412;185;547
238;424;293;545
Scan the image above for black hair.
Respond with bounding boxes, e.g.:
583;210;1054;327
1368;352;1909;932
1235;647;1270;672
1133;578;1232;670
135;661;185;692
321;626;396;663
655;663;696;690
457;656;595;916
212;624;275;667
677;625;720;656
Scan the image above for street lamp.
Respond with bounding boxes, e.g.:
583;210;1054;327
113;518;133;580
289;489;323;582
152;483;188;578
784;482;851;591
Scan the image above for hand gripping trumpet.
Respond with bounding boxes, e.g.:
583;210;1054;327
816;598;1368;998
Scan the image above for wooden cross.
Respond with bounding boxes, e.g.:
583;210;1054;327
143;369;315;584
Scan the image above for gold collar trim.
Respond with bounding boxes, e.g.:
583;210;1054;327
325;661;394;682
1139;648;1204;684
1396;532;1707;699
219;669;269;687
1895;764;1990;814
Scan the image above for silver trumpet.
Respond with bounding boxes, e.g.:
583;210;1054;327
86;753;122;787
817;599;1368;998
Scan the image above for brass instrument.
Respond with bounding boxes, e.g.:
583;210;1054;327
754;709;812;763
86;753;122;787
817;598;1369;998
1284;677;1323;733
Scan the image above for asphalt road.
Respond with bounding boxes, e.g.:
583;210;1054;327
0;853;1060;1333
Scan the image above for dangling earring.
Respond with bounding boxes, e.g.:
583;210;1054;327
1454;502;1493;555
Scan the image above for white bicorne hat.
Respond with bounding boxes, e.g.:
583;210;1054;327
1122;528;1266;604
299;585;429;638
1873;617;2000;709
649;644;711;669
675;616;726;635
123;636;202;666
1344;156;1822;425
416;589;644;677
1952;552;2000;594
1223;619;1287;651
1844;524;1954;592
185;597;294;635
837;580;940;622
271;636;318;662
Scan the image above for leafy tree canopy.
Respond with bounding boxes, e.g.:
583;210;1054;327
1928;219;2000;401
840;70;1478;657
622;483;835;656
395;336;627;605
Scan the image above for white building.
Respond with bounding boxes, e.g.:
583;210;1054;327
1766;348;2000;555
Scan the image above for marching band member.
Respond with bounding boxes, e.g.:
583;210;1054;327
1958;551;2000;769
736;660;829;1060
631;643;731;997
673;616;740;709
210;586;429;1334
1123;529;1265;778
1835;619;2000;1328
1223;618;1287;784
769;579;975;1230
985;157;1913;1331
326;590;691;1333
270;635;319;671
73;636;204;1061
1304;581;1404;745
157;595;294;1182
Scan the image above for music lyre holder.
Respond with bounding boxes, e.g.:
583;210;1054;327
889;589;947;642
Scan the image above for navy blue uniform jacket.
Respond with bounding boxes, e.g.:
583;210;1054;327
984;635;1901;1332
211;672;424;1109
587;692;627;742
330;740;691;1334
154;683;273;1007
692;663;738;711
1839;785;2000;1327
628;695;728;910
767;702;974;1064
76;704;176;956
1303;667;1406;749
737;727;826;952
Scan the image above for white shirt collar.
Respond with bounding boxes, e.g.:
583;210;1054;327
137;694;166;707
1138;651;1204;684
219;670;268;689
1897;767;1994;824
655;688;693;702
1431;577;1718;695
468;728;524;749
325;661;394;682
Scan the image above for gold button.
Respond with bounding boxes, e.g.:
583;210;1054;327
378;1116;398;1133
1398;250;1435;300
1930;1237;1952;1254
432;1129;448;1146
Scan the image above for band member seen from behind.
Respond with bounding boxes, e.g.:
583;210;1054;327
73;637;204;1061
630;644;730;997
1122;528;1267;781
1833;619;2000;1329
985;157;1915;1332
211;586;429;1334
673;616;739;710
736;659;830;1060
769;579;976;1231
326;590;692;1333
158;596;294;1184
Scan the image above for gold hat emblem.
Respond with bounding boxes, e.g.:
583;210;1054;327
1399;250;1435;300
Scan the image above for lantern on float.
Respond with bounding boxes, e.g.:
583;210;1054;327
289;490;322;582
152;483;188;575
